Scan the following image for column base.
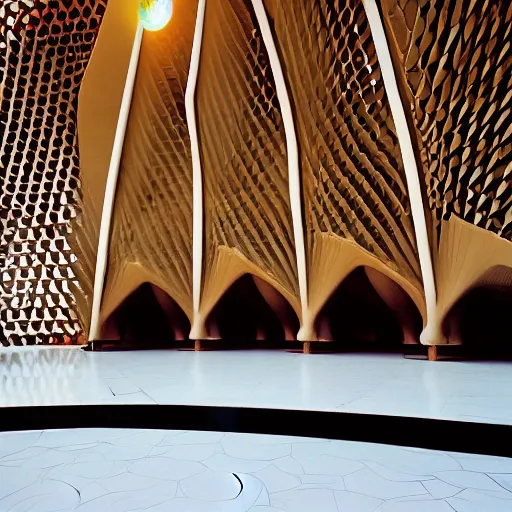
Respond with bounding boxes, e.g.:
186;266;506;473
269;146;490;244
428;345;438;361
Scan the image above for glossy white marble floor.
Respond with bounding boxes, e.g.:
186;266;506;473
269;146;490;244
1;427;512;511
2;347;512;424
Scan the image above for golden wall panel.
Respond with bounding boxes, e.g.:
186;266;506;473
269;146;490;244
75;0;139;337
99;0;198;332
0;0;108;345
196;0;300;336
382;0;512;340
264;0;424;334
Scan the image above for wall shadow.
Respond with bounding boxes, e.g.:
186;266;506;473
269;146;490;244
443;266;512;354
314;267;422;347
101;283;190;345
205;274;299;345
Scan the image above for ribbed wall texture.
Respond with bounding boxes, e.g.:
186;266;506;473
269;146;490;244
196;0;300;330
263;0;424;324
382;0;511;241
0;0;107;345
100;0;198;330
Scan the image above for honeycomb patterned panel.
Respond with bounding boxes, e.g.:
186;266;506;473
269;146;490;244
101;0;197;323
264;0;422;293
382;0;512;241
196;0;299;315
0;0;107;346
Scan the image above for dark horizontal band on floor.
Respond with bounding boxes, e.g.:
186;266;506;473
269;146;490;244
1;405;511;458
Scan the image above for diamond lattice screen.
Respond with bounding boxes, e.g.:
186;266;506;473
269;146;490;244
381;0;512;337
382;0;512;241
0;0;108;345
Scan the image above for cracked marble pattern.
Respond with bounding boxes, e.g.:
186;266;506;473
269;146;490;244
2;348;512;426
0;428;511;511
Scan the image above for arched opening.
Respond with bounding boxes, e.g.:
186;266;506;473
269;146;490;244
314;267;422;349
100;283;190;347
204;274;299;346
443;266;512;358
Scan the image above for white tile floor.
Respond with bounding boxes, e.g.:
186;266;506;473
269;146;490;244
2;347;512;424
1;428;511;511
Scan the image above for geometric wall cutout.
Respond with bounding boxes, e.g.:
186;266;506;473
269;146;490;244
313;266;422;345
204;274;299;342
442;265;512;346
100;282;190;343
0;0;108;345
381;0;512;339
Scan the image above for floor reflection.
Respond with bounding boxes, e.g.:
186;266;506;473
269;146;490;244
0;348;107;406
1;347;512;425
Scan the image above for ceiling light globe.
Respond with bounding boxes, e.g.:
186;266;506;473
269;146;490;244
139;0;173;32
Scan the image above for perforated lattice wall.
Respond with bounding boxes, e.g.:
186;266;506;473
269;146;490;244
382;0;512;241
0;0;107;345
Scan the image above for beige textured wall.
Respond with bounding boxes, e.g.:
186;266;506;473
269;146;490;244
74;0;140;336
264;0;425;339
194;0;301;339
100;0;198;335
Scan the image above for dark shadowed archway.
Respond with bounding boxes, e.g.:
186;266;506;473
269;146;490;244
204;274;299;344
443;266;512;355
314;267;422;347
101;283;190;346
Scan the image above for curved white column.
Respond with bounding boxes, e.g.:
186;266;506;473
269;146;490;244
187;0;207;339
88;23;144;341
250;0;311;341
362;0;440;344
